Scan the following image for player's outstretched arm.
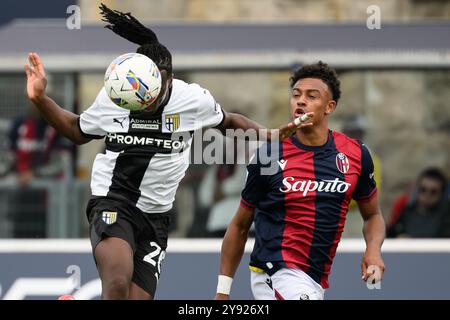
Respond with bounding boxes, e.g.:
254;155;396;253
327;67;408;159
25;52;90;145
358;194;386;284
215;205;254;300
218;110;313;141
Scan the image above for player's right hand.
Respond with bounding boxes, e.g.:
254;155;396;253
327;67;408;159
24;52;47;102
214;293;230;300
361;250;385;283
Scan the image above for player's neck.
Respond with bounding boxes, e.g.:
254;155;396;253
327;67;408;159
295;124;329;147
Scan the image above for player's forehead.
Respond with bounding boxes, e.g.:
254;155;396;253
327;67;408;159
293;78;329;94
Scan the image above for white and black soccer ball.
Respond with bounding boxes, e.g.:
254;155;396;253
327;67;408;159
104;53;162;111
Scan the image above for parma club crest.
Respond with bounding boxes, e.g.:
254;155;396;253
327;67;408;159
102;211;117;225
165;114;180;132
335;152;350;174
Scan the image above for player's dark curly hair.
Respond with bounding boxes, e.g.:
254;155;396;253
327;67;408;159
290;61;341;104
99;3;172;74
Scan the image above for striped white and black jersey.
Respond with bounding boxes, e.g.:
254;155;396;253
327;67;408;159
78;79;224;214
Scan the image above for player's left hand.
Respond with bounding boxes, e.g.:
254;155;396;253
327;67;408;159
215;293;230;300
361;250;385;283
277;112;314;140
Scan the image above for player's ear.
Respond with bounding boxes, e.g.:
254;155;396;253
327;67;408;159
169;74;174;86
325;100;336;115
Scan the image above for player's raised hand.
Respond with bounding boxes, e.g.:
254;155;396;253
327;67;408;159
24;52;47;101
214;293;230;300
277;112;314;141
361;250;385;284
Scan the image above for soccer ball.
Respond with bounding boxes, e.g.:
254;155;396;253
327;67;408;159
104;53;162;111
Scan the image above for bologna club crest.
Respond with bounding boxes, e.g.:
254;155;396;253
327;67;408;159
336;153;350;174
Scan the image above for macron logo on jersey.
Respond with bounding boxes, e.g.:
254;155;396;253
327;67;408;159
277;159;288;170
279;177;351;196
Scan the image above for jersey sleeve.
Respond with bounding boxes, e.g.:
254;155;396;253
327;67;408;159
352;143;378;202
240;152;267;210
194;86;224;129
78;87;122;139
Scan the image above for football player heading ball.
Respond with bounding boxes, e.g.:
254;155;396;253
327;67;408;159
24;4;312;300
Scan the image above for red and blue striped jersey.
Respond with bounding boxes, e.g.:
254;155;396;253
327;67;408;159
241;130;377;289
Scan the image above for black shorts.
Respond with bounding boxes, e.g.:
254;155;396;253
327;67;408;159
86;197;171;297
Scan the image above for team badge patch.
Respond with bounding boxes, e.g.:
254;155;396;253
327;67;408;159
299;293;310;300
336;152;350;174
165;114;180;132
102;211;118;225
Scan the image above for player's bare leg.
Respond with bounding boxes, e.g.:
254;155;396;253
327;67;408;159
94;237;134;300
128;282;153;300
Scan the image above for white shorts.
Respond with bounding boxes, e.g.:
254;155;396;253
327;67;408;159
250;268;325;300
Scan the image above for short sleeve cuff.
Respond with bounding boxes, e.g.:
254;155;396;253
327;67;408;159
77;117;105;140
240;197;256;210
353;188;378;203
214;108;226;128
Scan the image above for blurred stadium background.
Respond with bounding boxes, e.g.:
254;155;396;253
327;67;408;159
0;0;449;299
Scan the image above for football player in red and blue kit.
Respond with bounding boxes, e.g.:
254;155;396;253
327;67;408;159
216;61;386;300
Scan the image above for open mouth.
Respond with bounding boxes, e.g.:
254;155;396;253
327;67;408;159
294;108;306;117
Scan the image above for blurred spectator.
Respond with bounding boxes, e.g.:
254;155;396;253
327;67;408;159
341;115;383;237
188;131;251;237
387;168;450;238
202;161;248;237
207;135;247;237
179;163;208;237
388;183;415;228
342;115;383;203
7;104;71;237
